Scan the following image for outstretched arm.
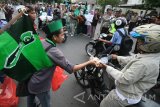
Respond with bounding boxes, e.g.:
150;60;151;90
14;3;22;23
0;9;26;34
112;54;135;66
72;58;98;72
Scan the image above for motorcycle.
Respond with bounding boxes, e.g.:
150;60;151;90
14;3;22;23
62;26;68;43
38;12;53;29
75;45;160;105
85;33;112;56
75;45;121;104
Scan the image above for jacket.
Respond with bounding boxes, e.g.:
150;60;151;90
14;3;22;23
28;40;74;94
106;53;160;99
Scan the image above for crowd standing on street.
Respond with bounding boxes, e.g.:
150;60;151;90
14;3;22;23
0;1;160;107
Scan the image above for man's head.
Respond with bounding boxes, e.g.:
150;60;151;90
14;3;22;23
94;9;99;15
130;24;160;53
106;8;112;15
42;20;64;43
26;6;36;21
114;9;122;18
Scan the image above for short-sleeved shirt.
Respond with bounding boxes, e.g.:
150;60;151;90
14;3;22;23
0;9;6;20
0;20;7;29
28;40;74;94
110;28;126;45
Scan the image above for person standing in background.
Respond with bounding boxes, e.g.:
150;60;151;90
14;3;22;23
91;8;100;39
128;12;138;33
0;3;6;21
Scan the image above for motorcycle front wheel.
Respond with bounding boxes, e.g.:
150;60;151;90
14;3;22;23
74;68;89;88
85;43;96;56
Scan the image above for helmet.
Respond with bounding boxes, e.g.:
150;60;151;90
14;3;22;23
110;17;116;23
130;24;160;53
114;9;122;13
114;17;127;29
107;8;112;12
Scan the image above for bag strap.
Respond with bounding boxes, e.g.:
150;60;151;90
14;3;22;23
45;44;53;52
117;29;127;38
45;39;56;52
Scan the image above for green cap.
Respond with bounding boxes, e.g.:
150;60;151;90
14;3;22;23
42;20;63;36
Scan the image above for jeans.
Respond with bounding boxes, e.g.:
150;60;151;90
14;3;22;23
100;90;131;107
27;91;51;107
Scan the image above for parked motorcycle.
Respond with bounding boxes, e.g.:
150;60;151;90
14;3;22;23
38;12;53;29
38;12;52;28
62;26;68;43
85;33;112;56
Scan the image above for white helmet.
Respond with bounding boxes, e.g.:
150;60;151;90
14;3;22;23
130;24;160;53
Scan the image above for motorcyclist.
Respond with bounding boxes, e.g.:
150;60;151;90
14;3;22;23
99;24;160;107
99;17;130;55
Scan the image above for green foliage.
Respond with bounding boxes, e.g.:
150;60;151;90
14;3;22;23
23;0;58;3
97;0;120;13
144;0;160;7
142;0;160;7
55;0;63;3
23;0;38;3
97;0;120;7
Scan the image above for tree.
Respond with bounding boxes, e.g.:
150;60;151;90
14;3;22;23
143;0;160;7
140;0;160;18
121;0;128;4
97;0;120;13
97;0;120;7
54;0;63;3
22;0;55;3
23;0;38;3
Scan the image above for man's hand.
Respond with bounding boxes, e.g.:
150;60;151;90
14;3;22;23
108;33;113;37
90;57;107;68
89;57;100;67
97;63;107;68
111;54;118;60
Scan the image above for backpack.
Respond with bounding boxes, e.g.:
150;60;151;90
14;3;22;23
117;29;133;55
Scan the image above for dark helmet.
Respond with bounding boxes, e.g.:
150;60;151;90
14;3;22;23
114;17;127;29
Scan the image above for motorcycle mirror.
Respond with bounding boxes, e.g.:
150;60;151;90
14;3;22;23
113;45;120;51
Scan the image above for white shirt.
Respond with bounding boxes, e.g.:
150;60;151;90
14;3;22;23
115;88;141;104
0;8;6;20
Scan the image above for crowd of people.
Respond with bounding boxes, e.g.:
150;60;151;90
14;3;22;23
0;1;160;107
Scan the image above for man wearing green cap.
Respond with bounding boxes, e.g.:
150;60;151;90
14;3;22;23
27;19;99;107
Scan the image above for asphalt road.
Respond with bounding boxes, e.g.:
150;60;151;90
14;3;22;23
18;35;99;107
